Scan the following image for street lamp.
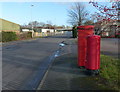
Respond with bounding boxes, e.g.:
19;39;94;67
31;4;34;31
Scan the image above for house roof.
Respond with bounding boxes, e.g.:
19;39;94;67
0;18;20;25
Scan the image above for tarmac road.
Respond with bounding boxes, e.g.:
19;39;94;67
2;32;72;90
101;38;119;58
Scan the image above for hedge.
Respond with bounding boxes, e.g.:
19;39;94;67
115;34;120;38
1;31;18;42
27;32;32;38
72;26;77;38
0;32;2;42
17;32;32;40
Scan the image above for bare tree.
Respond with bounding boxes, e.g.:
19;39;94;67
45;21;53;28
39;22;45;27
68;2;88;26
84;20;94;25
46;21;53;25
28;21;40;28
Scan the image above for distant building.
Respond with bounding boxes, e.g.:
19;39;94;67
41;29;55;33
0;18;20;33
95;19;120;37
22;29;30;32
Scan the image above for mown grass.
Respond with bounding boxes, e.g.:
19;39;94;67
99;55;120;91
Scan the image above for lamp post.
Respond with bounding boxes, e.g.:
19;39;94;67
31;4;34;31
54;18;56;35
31;4;34;38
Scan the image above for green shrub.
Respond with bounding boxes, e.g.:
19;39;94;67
1;31;18;42
0;32;2;42
17;32;32;40
72;26;77;38
27;32;32;38
115;34;120;38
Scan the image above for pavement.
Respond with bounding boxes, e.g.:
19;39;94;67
37;38;111;91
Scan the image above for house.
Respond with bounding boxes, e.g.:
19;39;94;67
41;28;55;33
30;26;56;33
0;18;21;33
22;29;30;32
94;19;120;37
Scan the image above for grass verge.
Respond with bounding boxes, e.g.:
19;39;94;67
96;55;119;91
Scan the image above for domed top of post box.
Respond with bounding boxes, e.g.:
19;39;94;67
87;35;101;39
77;25;94;30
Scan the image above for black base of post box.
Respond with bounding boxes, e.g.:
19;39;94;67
78;66;85;69
86;69;99;76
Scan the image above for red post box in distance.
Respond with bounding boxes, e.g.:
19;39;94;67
86;35;101;75
77;25;94;68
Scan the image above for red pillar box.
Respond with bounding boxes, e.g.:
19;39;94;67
77;25;94;68
86;35;101;75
